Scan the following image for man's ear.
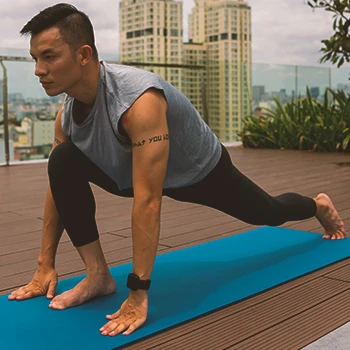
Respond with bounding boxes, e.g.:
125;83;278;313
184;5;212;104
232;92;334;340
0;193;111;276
78;45;93;66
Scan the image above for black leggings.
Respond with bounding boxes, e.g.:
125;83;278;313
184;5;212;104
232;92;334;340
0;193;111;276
48;142;317;247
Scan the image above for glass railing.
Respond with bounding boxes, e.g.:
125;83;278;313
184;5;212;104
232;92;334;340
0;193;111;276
1;52;349;165
252;63;350;105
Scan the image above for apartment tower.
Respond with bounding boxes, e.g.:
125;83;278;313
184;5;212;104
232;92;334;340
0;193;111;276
119;0;183;90
187;0;252;142
183;43;207;119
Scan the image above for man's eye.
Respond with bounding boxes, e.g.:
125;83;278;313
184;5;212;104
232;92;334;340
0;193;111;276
46;56;54;60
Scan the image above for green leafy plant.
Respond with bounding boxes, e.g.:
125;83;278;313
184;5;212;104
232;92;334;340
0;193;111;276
238;88;350;152
307;0;350;68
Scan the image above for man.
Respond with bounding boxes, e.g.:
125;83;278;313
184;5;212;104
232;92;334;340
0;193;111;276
8;3;346;338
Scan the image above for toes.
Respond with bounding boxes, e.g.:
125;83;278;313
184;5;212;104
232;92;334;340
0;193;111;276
323;232;345;240
334;232;344;240
49;301;65;310
49;296;66;310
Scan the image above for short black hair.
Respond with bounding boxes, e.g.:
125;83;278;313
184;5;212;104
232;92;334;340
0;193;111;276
20;3;98;60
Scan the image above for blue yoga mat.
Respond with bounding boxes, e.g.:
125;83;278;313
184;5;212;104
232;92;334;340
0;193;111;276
1;227;350;350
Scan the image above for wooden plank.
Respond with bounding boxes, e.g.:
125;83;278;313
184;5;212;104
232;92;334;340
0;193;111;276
1;148;350;350
324;264;350;283
122;277;350;350
235;288;350;350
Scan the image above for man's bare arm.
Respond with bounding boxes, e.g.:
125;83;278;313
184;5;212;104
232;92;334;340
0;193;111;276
39;105;69;268
123;89;169;282
8;105;70;300
99;88;169;336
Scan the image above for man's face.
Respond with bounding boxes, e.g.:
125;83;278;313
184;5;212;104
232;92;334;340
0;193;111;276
30;27;82;96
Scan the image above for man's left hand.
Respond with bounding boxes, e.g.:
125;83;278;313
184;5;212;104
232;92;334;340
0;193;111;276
100;290;148;336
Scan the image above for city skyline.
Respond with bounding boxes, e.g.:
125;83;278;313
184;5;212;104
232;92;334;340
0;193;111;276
1;0;350;160
2;58;350;100
1;0;350;100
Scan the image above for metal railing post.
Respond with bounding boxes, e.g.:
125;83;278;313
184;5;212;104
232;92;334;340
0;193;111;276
295;65;298;99
0;60;10;166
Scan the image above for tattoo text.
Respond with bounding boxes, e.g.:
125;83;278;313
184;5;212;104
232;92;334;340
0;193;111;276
132;134;169;148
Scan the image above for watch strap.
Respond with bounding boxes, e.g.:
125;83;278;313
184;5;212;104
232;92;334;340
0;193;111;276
126;273;151;291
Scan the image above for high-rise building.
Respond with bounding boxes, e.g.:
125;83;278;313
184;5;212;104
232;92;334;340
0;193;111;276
310;87;320;100
119;0;183;90
119;0;251;142
183;42;207;119
187;0;252;142
13;117;55;147
252;85;265;103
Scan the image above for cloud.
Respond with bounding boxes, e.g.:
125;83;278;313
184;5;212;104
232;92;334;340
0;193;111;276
0;0;348;67
249;0;339;66
0;0;121;54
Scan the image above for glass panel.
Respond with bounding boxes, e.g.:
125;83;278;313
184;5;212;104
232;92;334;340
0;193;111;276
252;63;296;108
297;65;330;102
0;65;5;165
2;52;348;165
5;59;63;163
331;66;350;93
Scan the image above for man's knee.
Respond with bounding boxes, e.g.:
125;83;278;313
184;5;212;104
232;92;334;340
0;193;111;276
264;212;286;227
48;142;78;179
247;206;286;227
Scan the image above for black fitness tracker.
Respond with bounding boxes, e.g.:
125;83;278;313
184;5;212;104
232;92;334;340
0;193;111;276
126;273;151;291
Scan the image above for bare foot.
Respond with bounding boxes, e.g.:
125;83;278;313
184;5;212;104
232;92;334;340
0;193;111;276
314;193;346;240
49;273;116;310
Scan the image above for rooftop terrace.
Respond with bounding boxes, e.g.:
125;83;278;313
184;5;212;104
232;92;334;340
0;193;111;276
1;145;349;349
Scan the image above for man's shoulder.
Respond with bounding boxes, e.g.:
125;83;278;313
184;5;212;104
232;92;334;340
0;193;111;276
104;62;153;78
61;94;74;112
104;62;163;88
103;62;166;106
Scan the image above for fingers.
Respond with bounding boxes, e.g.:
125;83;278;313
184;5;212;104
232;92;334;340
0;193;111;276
8;287;26;300
100;316;146;337
123;319;144;336
47;280;57;299
8;285;44;301
106;310;120;320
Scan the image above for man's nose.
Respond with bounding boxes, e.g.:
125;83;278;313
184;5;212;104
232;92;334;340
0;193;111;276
34;60;48;77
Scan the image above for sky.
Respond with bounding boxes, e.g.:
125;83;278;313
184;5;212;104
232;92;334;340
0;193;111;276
0;0;347;67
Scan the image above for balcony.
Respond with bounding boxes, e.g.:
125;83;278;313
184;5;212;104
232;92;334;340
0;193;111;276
1;55;350;163
1;53;350;349
1;146;350;349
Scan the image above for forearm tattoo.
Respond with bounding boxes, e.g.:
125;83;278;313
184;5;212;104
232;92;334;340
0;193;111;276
132;134;169;148
55;138;62;145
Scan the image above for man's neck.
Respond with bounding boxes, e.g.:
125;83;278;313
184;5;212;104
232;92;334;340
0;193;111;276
68;60;101;107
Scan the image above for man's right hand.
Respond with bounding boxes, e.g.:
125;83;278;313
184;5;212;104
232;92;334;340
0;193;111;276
8;267;58;301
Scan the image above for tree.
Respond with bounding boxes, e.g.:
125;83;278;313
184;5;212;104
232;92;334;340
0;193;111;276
307;0;350;67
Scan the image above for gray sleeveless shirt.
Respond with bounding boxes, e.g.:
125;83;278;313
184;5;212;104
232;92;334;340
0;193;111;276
61;61;221;190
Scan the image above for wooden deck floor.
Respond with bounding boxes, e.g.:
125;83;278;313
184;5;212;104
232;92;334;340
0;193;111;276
1;146;350;349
